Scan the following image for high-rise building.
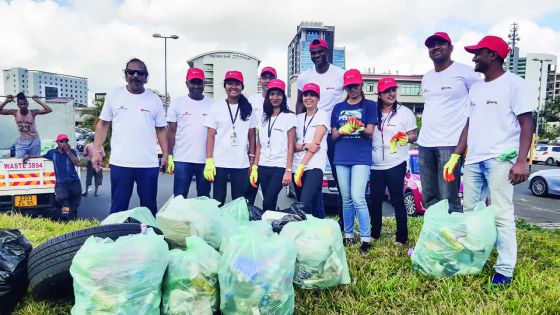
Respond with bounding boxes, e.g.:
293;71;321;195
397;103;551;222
3;67;88;106
287;21;346;97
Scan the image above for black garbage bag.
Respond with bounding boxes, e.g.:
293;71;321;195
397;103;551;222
1;229;33;314
248;205;263;221
271;202;307;233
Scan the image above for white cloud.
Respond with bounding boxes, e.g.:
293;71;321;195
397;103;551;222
1;0;559;102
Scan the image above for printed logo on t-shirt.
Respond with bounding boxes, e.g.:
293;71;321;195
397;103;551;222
140;108;151;113
338;109;363;138
423;88;430;93
441;86;452;90
326;87;335;90
486;100;498;105
117;105;128;111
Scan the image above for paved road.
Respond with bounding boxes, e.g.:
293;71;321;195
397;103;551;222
78;164;560;225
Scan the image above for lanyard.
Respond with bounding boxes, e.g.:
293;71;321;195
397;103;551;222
303;112;316;142
226;100;240;129
267;113;280;145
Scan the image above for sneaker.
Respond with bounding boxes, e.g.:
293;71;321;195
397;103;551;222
343;238;355;247
490;273;512;286
81;192;88;197
360;242;372;254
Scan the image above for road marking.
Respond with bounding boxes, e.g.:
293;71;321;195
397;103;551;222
514;200;560;214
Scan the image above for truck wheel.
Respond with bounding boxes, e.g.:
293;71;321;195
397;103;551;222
27;223;162;300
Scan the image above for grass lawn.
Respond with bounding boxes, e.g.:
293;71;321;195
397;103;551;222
1;213;559;315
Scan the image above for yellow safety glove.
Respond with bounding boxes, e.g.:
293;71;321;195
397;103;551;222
443;153;461;183
294;163;305;187
249;165;258;188
390;131;407;153
389;140;398;154
338;122;356;135
203;158;216;182
166;155;175;174
348;117;365;132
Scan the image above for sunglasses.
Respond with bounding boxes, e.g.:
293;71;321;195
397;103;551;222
125;69;148;76
58;139;69;143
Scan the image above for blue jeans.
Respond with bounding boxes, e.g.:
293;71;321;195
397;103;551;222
336;164;371;242
463;158;516;277
418;146;462;213
173;162;211;198
110;165;159;215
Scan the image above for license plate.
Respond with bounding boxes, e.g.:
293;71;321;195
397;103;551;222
15;195;37;207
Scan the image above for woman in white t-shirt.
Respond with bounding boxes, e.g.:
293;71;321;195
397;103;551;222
251;79;296;210
371;77;418;246
203;71;257;205
292;83;330;217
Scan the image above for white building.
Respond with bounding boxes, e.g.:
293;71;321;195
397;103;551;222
523;53;557;110
187;51;260;101
3;67;88;106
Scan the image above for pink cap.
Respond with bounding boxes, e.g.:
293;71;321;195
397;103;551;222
309;38;329;50
56;134;69;141
464;35;510;59
267;79;286;92
224;70;244;83
343;69;363;87
377;77;398;93
302;83;320;96
261;66;277;77
425;32;452;47
186;67;205;81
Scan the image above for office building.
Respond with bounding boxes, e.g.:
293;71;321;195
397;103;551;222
3;67;88;106
187;51;260;100
363;73;424;114
524;53;557;110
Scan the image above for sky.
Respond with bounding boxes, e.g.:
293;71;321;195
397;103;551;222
1;0;560;104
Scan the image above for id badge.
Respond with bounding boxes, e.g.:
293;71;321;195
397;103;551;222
265;146;272;158
230;133;239;146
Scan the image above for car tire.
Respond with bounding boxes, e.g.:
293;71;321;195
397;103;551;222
404;191;417;216
530;177;548;197
546;157;555;166
27;223;162;300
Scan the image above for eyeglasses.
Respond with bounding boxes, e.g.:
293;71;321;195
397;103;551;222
125;69;148;76
58;139;69;143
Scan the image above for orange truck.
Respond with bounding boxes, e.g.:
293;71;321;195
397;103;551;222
0;158;57;213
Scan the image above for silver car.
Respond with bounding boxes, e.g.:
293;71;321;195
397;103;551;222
528;169;560;197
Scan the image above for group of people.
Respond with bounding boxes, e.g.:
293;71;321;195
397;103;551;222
2;31;532;286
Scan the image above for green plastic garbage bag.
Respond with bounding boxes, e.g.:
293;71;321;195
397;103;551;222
220;197;250;223
100;207;157;227
411;200;497;278
70;228;169;315
219;220;274;254
279;216;351;289
40;139;57;155
162;236;220;315
156;196;227;250
219;228;297;315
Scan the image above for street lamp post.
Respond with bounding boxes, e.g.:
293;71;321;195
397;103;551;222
153;33;179;112
532;57;552;142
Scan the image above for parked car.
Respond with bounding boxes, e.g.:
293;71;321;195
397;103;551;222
532;145;560;166
76;139;87;153
528;169;560;197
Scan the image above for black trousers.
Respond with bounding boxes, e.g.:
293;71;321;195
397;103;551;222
85;161;103;187
258;166;285;210
369;162;408;244
214;167;249;206
294;168;323;217
55;180;82;220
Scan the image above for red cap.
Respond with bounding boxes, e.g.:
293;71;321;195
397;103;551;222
224;70;244;83
186;67;205;81
424;32;452;47
302;83;320;96
309;38;329;50
464;35;510;59
56;133;69;141
377;77;398;93
343;69;363;87
267;79;285;92
260;66;277;77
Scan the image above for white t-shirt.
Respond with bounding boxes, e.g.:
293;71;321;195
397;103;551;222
292;110;330;172
248;93;293;122
99;86;166;168
203;100;257;168
167;95;214;163
465;71;535;165
418;62;480;147
257;112;296;168
371;105;417;170
296;64;345;115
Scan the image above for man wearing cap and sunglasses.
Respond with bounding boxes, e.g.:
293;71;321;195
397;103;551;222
418;32;480;214
167;67;214;198
452;36;534;286
92;58;168;216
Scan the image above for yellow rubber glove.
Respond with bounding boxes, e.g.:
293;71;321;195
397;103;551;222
389;140;398;153
203;158;216;182
443;153;461;183
249;165;258;188
294;163;305;187
348;117;365;132
338;122;356;135
166;155;175;174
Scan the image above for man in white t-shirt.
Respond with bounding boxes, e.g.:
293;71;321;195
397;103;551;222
418;32;480;213
92;58;168;215
295;38;345;217
167;67;214;198
451;36;534;286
